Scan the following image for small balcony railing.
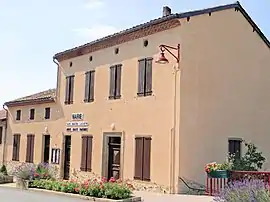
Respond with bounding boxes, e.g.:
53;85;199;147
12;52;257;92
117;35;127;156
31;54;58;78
205;171;270;196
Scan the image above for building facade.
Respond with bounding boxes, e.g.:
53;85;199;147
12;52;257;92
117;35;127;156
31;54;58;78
0;110;7;165
3;2;270;194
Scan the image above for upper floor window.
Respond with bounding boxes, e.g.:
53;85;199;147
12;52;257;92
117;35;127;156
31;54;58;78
138;58;152;97
16;110;21;121
84;71;95;103
109;64;122;100
65;75;75;105
229;139;242;160
29;109;35;120
45;107;51;119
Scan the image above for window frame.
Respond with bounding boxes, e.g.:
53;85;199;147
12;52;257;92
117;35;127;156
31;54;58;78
84;70;95;103
44;107;51;119
228;138;242;160
65;75;75;105
137;58;153;97
12;134;20;161
29;109;35;120
26;134;35;163
16;110;21;121
109;64;122;100
80;135;93;172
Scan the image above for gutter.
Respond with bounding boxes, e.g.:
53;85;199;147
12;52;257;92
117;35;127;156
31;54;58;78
2;105;8;166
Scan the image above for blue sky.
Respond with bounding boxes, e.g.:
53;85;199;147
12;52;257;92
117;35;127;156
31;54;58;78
0;0;269;106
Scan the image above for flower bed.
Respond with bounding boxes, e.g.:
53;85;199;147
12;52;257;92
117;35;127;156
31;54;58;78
29;177;139;201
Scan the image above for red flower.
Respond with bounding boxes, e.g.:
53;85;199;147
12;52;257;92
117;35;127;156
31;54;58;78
100;185;104;189
101;177;107;182
74;187;80;193
34;173;39;177
109;177;116;183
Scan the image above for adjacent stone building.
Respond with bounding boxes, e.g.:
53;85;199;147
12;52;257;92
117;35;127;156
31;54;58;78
0;110;7;165
3;2;270;194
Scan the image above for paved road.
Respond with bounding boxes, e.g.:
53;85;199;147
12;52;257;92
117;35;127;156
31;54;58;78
0;187;84;202
0;186;213;202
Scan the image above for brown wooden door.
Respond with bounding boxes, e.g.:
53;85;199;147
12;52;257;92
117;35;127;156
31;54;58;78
108;137;121;180
43;135;50;163
63;136;71;180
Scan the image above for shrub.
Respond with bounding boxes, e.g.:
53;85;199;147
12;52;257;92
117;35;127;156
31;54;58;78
29;177;133;200
231;142;266;171
214;179;270;202
13;163;35;180
0;165;8;175
34;163;55;180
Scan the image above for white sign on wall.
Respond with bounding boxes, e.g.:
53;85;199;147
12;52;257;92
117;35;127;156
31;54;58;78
66;121;89;127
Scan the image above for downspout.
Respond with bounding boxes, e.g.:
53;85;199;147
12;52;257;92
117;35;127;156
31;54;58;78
2;104;8;166
53;57;60;100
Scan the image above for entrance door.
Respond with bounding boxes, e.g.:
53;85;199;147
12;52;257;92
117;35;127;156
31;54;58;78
63;136;71;180
43;135;50;163
108;137;121;180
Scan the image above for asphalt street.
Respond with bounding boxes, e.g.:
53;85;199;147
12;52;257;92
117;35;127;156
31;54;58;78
0;187;84;202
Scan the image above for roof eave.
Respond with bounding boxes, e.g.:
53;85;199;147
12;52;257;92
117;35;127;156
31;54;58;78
4;98;56;108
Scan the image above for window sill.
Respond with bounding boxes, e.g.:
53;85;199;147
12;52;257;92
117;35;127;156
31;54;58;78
108;95;121;100
137;91;152;97
64;101;73;105
12;159;19;162
133;177;151;182
84;99;94;103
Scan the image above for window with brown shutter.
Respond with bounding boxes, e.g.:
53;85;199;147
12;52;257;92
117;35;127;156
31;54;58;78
84;71;95;103
45;107;51;119
0;127;2;144
16;110;21;121
26;134;35;163
29;109;35;120
80;136;93;172
134;136;152;181
12;134;20;161
65;75;75;105
109;64;122;99
138;58;153;97
229;139;242;160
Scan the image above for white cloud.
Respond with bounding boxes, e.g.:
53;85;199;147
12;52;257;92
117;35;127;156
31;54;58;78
73;25;120;41
84;0;105;10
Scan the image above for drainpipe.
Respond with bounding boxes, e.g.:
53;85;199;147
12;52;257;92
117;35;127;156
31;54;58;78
2;104;8;166
53;57;60;100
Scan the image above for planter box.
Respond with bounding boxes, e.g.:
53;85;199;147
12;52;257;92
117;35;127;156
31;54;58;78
0;175;13;184
207;170;229;178
29;188;142;202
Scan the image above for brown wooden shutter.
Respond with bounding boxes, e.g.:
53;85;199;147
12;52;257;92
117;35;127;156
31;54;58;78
138;60;145;95
145;58;152;95
0;127;2;144
70;76;75;103
109;66;116;98
84;72;90;102
116;65;122;98
134;137;143;180
89;71;95;101
26;135;31;162
80;136;87;171
30;135;35;163
143;137;151;181
86;136;93;171
12;134;20;161
65;77;70;103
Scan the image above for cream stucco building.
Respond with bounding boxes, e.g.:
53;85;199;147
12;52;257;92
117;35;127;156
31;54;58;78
3;2;270;194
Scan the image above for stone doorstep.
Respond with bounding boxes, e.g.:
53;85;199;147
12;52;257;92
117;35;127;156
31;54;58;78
28;188;142;202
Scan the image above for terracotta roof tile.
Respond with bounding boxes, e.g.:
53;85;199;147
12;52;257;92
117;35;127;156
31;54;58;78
5;88;56;107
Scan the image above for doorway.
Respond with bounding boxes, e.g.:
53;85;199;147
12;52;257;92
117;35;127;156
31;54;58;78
43;135;50;163
63;135;71;180
107;136;121;180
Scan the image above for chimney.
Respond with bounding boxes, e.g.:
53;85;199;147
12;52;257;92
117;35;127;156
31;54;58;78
163;6;171;17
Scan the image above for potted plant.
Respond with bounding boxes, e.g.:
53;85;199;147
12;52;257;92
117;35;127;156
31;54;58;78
205;160;232;178
13;163;35;189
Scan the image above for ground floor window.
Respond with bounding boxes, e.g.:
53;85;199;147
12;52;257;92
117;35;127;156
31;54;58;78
80;136;93;172
26;134;35;163
12;134;21;161
134;136;151;181
228;139;242;159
